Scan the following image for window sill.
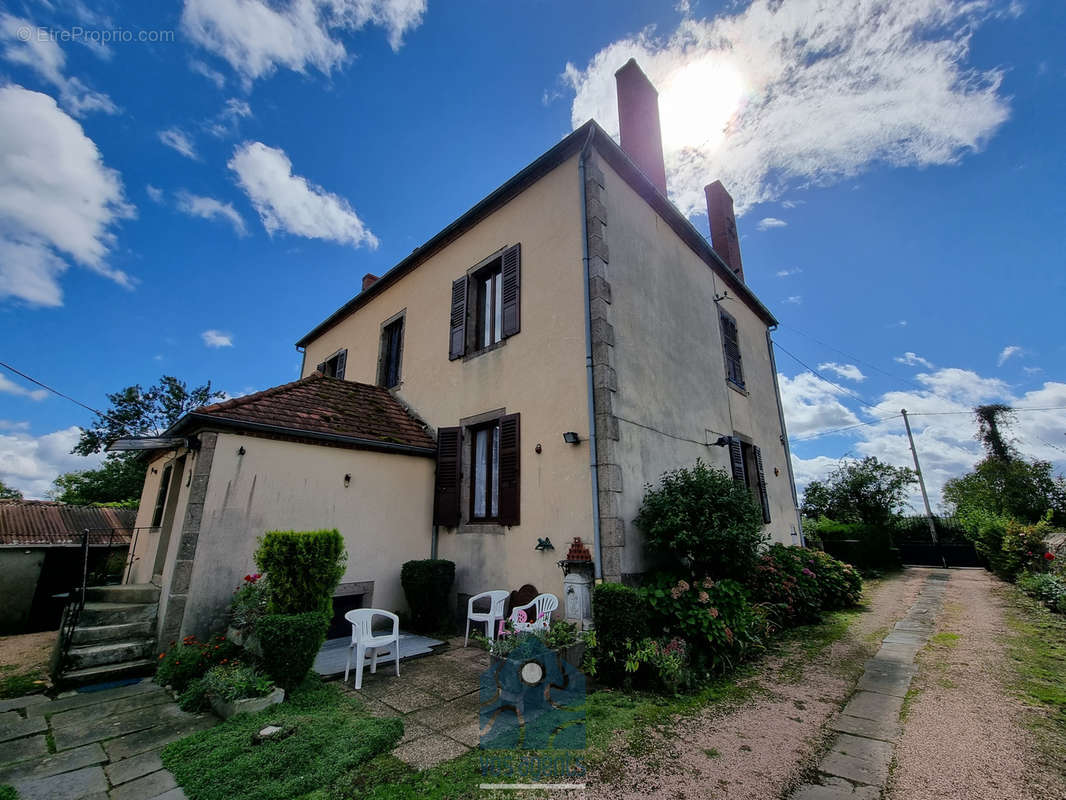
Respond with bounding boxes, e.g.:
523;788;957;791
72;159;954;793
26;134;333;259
455;522;509;535
727;380;749;397
462;338;508;362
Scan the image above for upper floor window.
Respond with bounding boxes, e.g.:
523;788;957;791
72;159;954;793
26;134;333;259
378;315;404;388
449;244;521;360
719;310;744;389
316;349;347;379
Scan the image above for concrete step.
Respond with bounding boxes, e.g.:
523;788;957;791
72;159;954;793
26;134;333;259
72;621;154;645
67;639;155;670
78;602;158;627
84;584;160;604
58;659;157;688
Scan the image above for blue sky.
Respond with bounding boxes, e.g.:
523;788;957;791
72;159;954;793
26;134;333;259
1;0;1063;504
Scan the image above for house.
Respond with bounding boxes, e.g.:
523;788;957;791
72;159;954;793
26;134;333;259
0;500;136;634
119;60;801;650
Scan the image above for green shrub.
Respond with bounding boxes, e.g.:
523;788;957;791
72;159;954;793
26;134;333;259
808;550;863;610
254;530;347;615
257;612;329;693
640;573;764;675
635;460;766;580
624;637;691;694
747;544;823;626
959;510;1054;580
808;517;900;571
0;785;17;800
230;573;271;630
177;678;210;712
201;662;275;702
400;559;455;632
1017;572;1066;614
156;635;241;693
592;582;650;684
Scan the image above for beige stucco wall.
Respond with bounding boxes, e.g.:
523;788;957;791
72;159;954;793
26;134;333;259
300;155;593;603
597;155;800;577
175;432;436;639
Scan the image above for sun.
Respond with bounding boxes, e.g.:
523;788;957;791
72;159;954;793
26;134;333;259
658;57;747;153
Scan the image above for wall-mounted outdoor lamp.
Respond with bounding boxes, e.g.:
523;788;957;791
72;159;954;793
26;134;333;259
562;432;581;445
344;473;351;487
237;446;246;456
712;436;731;447
536;537;554;551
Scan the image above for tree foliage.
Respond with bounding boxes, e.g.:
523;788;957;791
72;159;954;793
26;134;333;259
74;375;223;456
48;456;145;507
800;456;917;526
0;480;23;500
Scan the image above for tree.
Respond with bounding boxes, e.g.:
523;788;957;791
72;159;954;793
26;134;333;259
801;456;917;526
59;375;223;507
49;457;146;507
0;480;23;500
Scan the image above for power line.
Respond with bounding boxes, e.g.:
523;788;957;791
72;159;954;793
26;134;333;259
0;360;126;430
906;406;1066;416
777;323;927;391
772;341;877;410
791;414;901;443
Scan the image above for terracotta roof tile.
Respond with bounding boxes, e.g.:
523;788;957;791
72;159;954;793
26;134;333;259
0;501;136;547
184;373;435;452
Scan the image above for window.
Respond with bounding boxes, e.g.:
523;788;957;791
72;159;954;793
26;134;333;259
448;244;521;359
720;311;744;389
151;465;172;528
433;413;520;527
470;421;500;520
316;349;347;379
728;437;771;523
378;317;404;388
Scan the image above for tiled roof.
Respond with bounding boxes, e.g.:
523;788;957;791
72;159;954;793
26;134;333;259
181;373;435;453
0;501;136;547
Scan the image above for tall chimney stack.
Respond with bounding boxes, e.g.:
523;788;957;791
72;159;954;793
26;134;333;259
615;59;668;196
705;181;744;283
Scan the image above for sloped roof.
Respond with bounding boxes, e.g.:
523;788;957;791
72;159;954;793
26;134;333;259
174;372;435;454
0;501;136;547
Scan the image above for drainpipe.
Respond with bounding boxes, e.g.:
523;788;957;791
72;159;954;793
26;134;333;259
767;327;805;544
430;523;439;560
578;126;603;580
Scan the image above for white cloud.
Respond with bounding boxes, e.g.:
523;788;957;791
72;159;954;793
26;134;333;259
228;141;378;248
895;351;933;368
783;295;802;305
817;362;866;383
757;217;787;230
781;199;804;209
0;374;48;401
181;0;426;85
0;13;118;117
158;127;198;160
0;425;104;499
0;420;31;431
997;344;1022;366
776;267;802;277
190;58;226;89
175;191;248;236
779;371;861;438
206;98;252;138
1022;366;1043;376
202;329;234;348
888;320;909;328
563;0;1009;215
0;86;134;307
146;185;164;203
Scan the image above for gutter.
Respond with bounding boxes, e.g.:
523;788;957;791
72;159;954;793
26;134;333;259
579;126;603;580
766;327;805;543
181;413;437;458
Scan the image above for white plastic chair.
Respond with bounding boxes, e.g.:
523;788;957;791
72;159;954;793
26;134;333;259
465;590;510;646
508;593;559;632
343;608;400;690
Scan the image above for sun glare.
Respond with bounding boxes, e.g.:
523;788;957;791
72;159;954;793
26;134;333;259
658;58;747;153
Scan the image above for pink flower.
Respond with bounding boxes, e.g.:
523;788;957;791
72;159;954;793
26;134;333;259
698;591;710;604
676;580;690;593
709;607;719;618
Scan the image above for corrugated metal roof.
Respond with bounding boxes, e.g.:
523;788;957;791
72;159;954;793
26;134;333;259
0;501;137;547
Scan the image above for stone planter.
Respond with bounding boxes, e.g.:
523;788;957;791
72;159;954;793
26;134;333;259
489;640;586;673
209;687;284;720
227;625;263;658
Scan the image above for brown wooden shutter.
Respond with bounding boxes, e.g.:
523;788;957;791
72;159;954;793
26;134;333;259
497;413;520;525
433;427;462;527
449;276;467;360
720;313;744;387
334;349;347;380
500;244;521;338
729;438;746;484
315;361;326;375
754;445;771;523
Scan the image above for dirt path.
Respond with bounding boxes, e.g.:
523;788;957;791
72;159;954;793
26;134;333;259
588;569;934;800
887;569;1066;800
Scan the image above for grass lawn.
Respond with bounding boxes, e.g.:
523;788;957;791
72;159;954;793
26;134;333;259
0;785;17;800
160;680;402;800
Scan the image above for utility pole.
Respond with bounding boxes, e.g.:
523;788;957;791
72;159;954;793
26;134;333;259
901;408;938;545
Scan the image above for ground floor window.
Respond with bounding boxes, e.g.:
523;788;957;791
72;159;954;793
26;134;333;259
471;421;500;520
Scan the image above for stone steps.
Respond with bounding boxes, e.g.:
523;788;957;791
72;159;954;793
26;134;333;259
71;620;154;645
67;639;156;670
59;659;158;687
84;584;160;605
78;601;158;627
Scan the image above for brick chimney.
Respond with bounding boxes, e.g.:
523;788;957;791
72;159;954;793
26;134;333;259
615;59;667;196
361;273;379;292
705;181;744;283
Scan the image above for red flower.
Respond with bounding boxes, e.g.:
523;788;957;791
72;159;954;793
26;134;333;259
1045;552;1055;561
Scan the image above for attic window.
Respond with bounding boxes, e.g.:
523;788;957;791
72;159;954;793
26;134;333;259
317;349;347;379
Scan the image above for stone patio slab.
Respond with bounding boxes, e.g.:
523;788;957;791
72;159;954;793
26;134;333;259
105;749;163;786
150;787;188;800
855;671;913;698
0;695;50;714
410;695;480;732
820;749;890;786
443;719;482;748
392;734;469;770
842;691;904;723
828;714;902;743
53;703;196;751
49;690;173;731
0;743;106;784
103;717;214;762
881;631;928;646
377;686;441;714
792;776;880;799
110;767;177;800
0;734;49;768
27;681;160;717
13;764;108;800
0;713;48;742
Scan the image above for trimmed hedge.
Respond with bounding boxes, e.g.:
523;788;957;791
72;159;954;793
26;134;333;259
809;518;901;571
400;559;455;632
254;529;347;615
592;582;650;684
256;612;330;693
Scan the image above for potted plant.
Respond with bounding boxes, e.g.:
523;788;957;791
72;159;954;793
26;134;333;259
487;620;589;671
202;661;283;720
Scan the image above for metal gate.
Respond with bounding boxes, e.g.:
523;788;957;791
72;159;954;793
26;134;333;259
894;516;981;568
